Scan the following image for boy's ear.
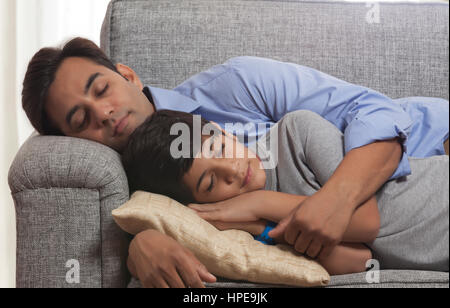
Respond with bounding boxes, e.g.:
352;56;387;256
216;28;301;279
209;121;221;130
115;63;144;89
210;121;237;141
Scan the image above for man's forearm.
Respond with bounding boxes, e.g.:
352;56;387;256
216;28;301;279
320;138;403;212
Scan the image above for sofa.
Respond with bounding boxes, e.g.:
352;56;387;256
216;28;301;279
9;0;449;288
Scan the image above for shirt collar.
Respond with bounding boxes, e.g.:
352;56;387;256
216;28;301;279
143;85;201;113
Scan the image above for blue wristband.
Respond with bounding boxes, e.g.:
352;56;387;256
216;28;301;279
253;221;277;245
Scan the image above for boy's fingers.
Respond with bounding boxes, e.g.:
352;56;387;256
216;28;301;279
198;211;222;222
188;204;206;211
188;203;217;212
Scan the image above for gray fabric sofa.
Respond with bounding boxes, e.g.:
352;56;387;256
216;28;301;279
9;0;449;288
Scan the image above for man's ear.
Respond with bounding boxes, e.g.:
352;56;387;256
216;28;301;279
115;63;144;89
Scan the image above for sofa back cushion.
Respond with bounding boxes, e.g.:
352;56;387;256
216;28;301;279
101;0;449;100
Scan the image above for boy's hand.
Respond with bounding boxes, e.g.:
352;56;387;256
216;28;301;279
188;193;260;223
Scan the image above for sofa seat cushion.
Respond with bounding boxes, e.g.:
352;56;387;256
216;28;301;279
127;270;449;288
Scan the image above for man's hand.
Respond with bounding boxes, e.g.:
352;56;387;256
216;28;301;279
269;191;353;259
127;229;216;288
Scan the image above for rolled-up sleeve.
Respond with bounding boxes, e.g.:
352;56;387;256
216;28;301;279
227;56;413;179
343;91;413;178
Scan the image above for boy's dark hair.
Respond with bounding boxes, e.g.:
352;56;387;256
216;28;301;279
121;110;221;204
22;37;120;136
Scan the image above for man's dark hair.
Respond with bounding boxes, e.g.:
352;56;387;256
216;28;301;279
121;110;221;204
22;37;120;136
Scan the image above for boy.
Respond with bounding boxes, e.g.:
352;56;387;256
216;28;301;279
122;110;449;275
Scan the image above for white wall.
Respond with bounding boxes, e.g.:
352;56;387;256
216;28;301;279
0;0;20;290
1;0;110;288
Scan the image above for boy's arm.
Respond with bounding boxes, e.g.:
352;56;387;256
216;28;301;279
255;191;307;222
341;196;380;243
190;190;380;243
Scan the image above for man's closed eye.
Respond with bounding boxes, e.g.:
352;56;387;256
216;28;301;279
97;84;109;97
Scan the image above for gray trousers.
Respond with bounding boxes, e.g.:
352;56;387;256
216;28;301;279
258;110;449;271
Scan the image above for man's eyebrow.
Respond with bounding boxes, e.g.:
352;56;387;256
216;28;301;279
196;170;208;192
65;72;102;128
85;72;102;95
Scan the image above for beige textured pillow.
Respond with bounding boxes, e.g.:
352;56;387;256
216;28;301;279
112;191;330;287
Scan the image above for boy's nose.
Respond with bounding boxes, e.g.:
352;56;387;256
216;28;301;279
218;160;240;184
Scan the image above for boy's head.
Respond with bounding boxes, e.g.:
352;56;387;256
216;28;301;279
22;37;154;152
121;110;267;204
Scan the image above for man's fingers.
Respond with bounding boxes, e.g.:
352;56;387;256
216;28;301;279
197;264;217;284
141;281;154;288
150;273;170;288
267;216;289;238
140;276;153;288
294;234;313;254
177;265;205;288
175;250;210;288
284;218;302;245
186;249;216;284
305;239;323;259
161;268;187;288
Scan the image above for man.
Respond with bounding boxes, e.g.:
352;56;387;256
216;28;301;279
22;37;449;288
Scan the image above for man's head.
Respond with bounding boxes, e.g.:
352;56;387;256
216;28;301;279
122;110;266;205
22;37;154;152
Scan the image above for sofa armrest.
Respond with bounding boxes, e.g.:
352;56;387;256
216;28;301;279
8;134;132;288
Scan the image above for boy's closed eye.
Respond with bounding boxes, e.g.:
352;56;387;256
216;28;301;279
207;174;214;192
201;141;225;193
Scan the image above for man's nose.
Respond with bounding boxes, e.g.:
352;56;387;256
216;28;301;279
92;102;114;126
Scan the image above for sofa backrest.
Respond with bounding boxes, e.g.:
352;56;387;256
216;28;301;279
101;0;449;100
98;0;448;288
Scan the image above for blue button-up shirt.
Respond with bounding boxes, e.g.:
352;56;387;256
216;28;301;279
145;56;449;179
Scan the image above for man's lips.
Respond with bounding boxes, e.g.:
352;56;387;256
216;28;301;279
241;163;252;188
113;113;130;137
